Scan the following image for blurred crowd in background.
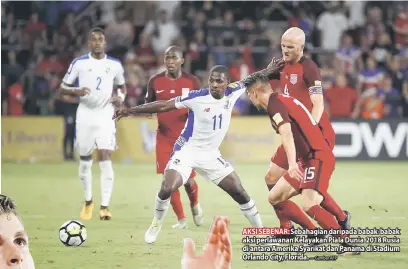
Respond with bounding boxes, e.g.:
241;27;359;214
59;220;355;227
2;1;408;119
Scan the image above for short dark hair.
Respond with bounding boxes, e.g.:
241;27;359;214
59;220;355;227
0;194;18;216
165;46;183;57
209;65;230;81
242;72;270;89
88;27;105;39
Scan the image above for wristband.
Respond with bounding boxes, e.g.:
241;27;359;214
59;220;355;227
117;89;126;102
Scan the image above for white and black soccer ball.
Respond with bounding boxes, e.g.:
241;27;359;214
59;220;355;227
59;220;87;246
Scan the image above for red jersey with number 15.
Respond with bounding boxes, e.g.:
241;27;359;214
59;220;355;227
145;71;201;139
279;57;335;147
267;93;332;160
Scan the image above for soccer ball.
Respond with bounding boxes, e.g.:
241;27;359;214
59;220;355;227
59;220;87;246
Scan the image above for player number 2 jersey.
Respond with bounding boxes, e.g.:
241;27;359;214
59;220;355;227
63;53;125;124
173;81;246;152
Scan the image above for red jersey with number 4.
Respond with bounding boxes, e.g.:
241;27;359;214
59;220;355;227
145;71;201;139
267;93;332;160
279;57;335;147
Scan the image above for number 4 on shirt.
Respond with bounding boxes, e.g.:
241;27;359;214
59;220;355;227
212;114;222;130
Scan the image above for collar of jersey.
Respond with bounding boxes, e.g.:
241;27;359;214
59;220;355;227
88;53;107;60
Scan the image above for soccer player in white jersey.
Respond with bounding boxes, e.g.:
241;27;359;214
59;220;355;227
58;27;127;221
114;60;284;244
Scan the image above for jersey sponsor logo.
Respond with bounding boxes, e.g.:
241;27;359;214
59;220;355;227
290;74;298;85
173;159;180;165
170;90;175;94
204;108;211;112
156;90;165;94
272;113;284;125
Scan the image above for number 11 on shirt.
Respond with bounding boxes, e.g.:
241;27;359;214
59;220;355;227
212;114;222;130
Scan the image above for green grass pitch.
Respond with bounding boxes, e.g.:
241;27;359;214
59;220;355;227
2;162;408;269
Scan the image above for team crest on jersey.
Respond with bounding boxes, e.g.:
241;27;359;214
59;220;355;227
224;100;232;109
290;74;298;85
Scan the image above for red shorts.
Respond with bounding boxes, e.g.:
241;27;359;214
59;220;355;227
270;131;335;170
156;135;196;178
283;151;335;197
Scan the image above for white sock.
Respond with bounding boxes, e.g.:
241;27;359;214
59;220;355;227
154;193;171;222
240;198;263;227
99;160;114;207
79;159;93;202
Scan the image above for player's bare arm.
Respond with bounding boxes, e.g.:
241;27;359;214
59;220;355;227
58;82;90;97
109;84;127;106
303;59;324;123
277;122;303;181
113;99;176;121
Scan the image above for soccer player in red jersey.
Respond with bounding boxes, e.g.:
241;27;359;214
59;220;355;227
145;46;203;229
245;74;359;255
265;27;350;232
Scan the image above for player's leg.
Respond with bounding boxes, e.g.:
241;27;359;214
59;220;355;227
145;152;193;243
76;124;95;220
97;149;114;220
156;139;187;229
201;156;262;227
267;174;316;230
267;146;311;230
184;170;204;226
216;171;263;227
95;124;117;220
324;135;351;229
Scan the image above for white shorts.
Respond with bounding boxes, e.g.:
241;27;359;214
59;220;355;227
75;123;117;156
165;148;234;185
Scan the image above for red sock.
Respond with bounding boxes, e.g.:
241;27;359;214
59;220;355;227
276;201;316;230
306;205;342;230
321;193;346;222
272;204;293;229
170;189;185;220
185;179;199;207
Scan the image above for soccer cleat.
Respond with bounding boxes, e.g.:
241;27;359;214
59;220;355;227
172;219;188;229
145;218;162;244
191;203;204;226
99;208;112;220
80;201;94;220
338;210;351;230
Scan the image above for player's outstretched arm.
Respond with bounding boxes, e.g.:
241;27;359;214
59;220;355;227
241;58;284;85
113;99;177;121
